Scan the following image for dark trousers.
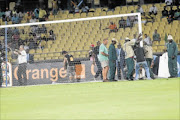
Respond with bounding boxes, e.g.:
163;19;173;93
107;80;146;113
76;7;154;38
125;58;134;79
109;60;116;80
39;18;45;22
168;57;178;77
18;63;27;85
149;12;157;15
152;57;159;75
146;58;155;79
117;61;126;80
94;57;103;79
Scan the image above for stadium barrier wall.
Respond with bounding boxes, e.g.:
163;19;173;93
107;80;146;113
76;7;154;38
2;55;180;86
11;60;98;86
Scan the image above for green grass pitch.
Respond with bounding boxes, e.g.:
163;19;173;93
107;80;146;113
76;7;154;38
0;78;179;120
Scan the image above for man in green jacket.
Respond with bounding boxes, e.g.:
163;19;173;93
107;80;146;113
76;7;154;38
109;38;117;81
167;35;178;78
123;37;135;80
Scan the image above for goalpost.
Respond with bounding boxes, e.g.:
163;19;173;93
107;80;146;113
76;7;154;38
0;13;142;87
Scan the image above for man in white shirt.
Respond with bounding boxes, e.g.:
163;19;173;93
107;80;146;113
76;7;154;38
144;34;152;46
14;45;27;86
5;8;11;19
149;4;158;15
29;16;37;23
132;34;137;42
137;5;144;14
165;0;172;6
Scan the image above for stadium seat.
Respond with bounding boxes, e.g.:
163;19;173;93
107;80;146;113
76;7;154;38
102;7;108;12
107;11;113;15
96;8;102;13
126;0;132;4
100;12;106;16
81;13;87;18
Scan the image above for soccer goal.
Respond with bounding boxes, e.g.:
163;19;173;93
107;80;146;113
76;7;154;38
0;13;142;87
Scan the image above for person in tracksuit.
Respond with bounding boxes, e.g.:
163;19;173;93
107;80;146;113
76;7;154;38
108;38;117;81
167;35;178;78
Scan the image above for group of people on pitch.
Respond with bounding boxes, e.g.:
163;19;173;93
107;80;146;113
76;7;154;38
91;34;178;82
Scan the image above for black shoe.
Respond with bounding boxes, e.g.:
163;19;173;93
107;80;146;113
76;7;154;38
112;79;118;82
113;80;118;81
94;75;98;78
126;77;132;81
103;80;109;82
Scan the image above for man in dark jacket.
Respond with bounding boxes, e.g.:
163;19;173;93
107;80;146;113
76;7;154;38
134;39;151;80
93;41;103;80
116;43;126;80
109;38;117;81
62;51;75;81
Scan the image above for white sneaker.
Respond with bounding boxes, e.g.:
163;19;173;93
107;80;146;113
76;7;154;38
52;81;57;84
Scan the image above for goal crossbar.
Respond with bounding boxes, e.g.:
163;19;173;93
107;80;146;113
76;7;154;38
0;13;142;34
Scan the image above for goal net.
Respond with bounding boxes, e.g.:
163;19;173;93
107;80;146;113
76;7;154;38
0;13;142;87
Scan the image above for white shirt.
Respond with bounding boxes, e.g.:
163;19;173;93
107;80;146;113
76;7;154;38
165;0;172;5
24;46;29;51
30;18;37;23
132;38;136;42
18;50;27;64
138;7;144;13
149;6;158;13
5;11;11;17
144;37;152;46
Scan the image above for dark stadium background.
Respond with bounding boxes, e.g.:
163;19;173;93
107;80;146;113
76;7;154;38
1;0;179;11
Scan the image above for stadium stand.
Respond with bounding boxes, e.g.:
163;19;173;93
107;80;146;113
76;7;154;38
0;3;179;63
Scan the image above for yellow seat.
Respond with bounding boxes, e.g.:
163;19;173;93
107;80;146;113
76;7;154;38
61;14;67;19
36;49;43;53
74;14;80;18
46;57;52;60
100;12;106;16
29;49;35;54
126;0;132;4
64;10;69;14
43;48;49;53
38;57;45;61
34;54;41;58
87;12;94;17
107;11;113;15
96;8;102;13
68;14;74;19
115;6;120;12
81;13;87;18
94;12;100;16
102;7;108;12
89;8;95;12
